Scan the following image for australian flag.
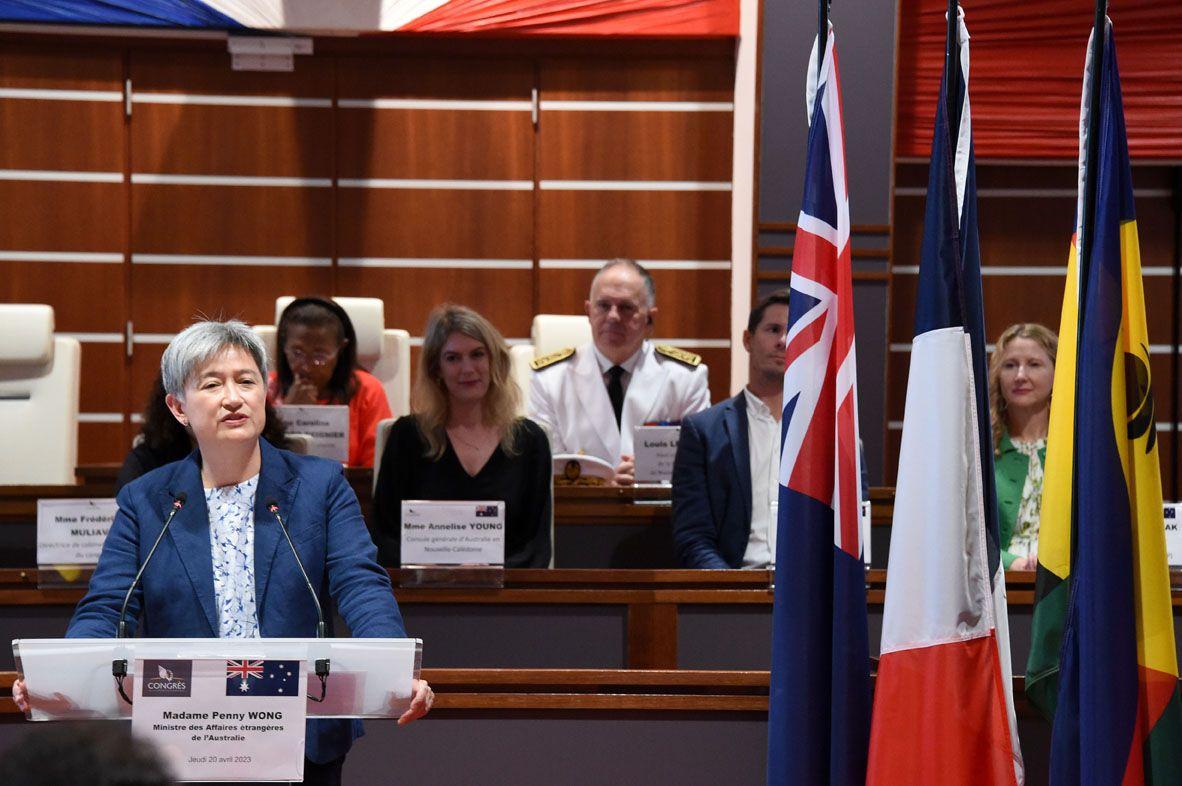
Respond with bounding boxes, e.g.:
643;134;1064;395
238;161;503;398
225;659;301;697
766;22;870;786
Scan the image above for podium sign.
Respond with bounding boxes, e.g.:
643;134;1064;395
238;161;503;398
633;425;680;484
275;405;349;463
132;657;307;782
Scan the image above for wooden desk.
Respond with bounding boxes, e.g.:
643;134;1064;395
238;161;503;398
0;474;679;568
0;567;1179;674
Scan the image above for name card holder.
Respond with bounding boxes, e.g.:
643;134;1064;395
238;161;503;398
1165;503;1181;569
633;424;681;485
275;405;350;463
399;500;506;588
36;498;116;589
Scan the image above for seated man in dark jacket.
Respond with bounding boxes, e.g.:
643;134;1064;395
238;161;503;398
672;291;788;568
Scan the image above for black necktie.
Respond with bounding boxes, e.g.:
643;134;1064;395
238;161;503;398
607;365;625;427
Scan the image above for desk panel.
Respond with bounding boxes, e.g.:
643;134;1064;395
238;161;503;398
401;604;627;669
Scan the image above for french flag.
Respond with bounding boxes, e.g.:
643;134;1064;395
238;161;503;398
865;7;1023;785
766;24;870;786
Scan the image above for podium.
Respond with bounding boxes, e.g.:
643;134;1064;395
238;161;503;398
15;637;422;720
13;637;422;782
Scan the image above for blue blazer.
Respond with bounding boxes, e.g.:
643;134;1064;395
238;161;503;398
67;438;406;764
671;393;752;569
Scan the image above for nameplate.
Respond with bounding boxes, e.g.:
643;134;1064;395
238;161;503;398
401;500;505;567
36;498;116;565
633;425;681;484
1166;504;1182;567
276;404;349;463
131;657;307;782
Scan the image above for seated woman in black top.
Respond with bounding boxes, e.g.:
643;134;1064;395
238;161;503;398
373;304;553;568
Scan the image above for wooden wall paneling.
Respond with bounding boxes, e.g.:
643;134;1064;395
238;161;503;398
131;103;332;177
78;423;127;465
338;264;534;341
538;112;733;182
336;56;535;181
539;58;734;101
334;56;537;346
0;260;124;332
0;46;124;91
537;56;736;405
129;51;334;175
129;51;335;98
537;190;732;262
129;265;335;335
0;181;125;253
127;48;337;406
128;344;167;427
0;45;130;464
131;186;334;258
77;342;127;416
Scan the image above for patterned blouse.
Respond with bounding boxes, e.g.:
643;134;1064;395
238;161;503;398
1009;439;1047;560
205;474;261;638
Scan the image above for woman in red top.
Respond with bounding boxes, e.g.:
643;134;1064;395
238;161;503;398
267;297;392;467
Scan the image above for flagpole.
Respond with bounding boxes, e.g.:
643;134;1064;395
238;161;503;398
1078;0;1108;311
1070;0;1108;569
817;0;829;80
945;0;959;152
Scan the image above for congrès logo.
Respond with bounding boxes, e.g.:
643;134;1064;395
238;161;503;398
142;659;192;698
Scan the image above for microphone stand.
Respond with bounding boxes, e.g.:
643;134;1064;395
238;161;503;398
266;501;331;702
113;492;188;706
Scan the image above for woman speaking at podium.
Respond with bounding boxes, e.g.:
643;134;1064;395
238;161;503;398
14;320;431;785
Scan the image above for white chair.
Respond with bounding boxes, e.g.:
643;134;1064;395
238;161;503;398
532;314;591;356
253;296;411;417
373;417;397;493
0;304;80;485
508;314;593;415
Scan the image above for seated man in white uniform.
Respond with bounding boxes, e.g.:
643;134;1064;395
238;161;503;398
528;258;711;485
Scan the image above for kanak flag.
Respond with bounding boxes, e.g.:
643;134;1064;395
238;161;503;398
766;22;870;786
866;7;1023;785
1033;17;1182;786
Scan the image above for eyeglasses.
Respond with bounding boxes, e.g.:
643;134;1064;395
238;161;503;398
285;347;340;367
592;299;643;320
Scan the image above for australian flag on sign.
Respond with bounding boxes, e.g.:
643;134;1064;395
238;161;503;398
225;659;301;697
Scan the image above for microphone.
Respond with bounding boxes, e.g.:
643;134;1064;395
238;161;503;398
113;491;187;705
265;499;331;701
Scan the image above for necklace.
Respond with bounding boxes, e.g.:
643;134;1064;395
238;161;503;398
448;425;496;451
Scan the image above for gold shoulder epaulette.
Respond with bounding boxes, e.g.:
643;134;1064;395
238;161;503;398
531;347;575;371
655;344;701;367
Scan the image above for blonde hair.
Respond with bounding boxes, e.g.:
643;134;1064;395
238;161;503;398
987;322;1058;453
412;304;522;460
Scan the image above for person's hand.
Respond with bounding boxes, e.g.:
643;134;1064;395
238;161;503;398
398;679;433;725
285;375;319;405
12;677;29;714
1011;555;1037;571
613;455;635;486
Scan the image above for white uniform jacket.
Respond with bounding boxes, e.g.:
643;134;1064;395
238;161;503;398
528;340;711;466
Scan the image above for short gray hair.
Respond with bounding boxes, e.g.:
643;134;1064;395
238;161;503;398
590;258;656;308
161;320;269;399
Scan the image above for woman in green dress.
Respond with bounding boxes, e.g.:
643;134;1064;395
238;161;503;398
988;323;1057;571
